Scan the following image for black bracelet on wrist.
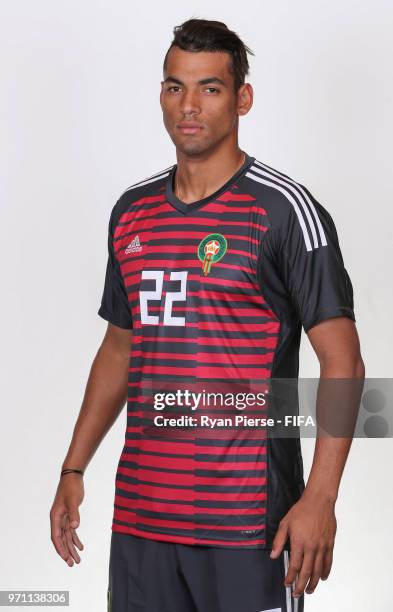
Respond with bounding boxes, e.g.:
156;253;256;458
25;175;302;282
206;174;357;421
61;468;84;476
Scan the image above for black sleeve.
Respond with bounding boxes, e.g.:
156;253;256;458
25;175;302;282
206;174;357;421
276;189;356;333
259;186;356;332
97;204;133;330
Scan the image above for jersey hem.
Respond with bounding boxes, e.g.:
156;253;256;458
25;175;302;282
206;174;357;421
111;523;270;550
97;306;133;330
303;306;356;333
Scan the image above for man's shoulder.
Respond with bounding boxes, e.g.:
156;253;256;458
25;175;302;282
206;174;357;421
243;157;333;251
112;162;175;222
243;157;316;217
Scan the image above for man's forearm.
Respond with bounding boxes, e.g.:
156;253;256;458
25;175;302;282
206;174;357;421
303;355;365;502
302;437;352;502
61;339;129;472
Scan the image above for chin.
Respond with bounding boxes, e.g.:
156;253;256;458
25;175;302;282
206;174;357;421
176;140;212;157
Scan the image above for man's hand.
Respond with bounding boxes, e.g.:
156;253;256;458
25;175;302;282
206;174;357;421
270;492;337;598
50;474;84;566
49;323;131;567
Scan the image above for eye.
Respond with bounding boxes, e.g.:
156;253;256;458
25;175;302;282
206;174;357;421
205;87;219;93
166;86;181;92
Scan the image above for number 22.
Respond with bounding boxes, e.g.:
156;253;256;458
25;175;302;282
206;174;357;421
139;270;188;326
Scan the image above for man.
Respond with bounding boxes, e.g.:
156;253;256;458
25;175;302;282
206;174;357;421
50;18;365;612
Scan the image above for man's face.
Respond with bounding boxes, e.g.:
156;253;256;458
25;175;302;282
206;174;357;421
160;46;249;156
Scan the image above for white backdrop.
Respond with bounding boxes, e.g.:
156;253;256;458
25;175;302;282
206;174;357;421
1;1;392;610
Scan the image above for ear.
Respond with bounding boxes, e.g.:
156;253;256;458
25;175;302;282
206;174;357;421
237;83;253;117
159;82;164;109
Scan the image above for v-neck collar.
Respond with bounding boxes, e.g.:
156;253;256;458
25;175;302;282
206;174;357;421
165;151;255;215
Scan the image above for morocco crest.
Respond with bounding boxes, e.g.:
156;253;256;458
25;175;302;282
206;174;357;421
197;233;227;276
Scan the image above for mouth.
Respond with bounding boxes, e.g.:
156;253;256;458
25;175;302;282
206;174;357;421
177;124;204;135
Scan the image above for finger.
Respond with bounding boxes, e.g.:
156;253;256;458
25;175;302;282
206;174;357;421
50;508;71;562
285;545;303;587
70;528;84;551
61;529;74;566
305;549;324;594
68;508;80;530
64;527;81;564
270;521;288;559
321;545;334;580
292;549;315;598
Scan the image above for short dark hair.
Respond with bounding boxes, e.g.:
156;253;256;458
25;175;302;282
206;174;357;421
163;18;255;92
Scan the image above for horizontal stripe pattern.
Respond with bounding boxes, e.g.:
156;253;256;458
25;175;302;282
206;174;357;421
109;162;281;548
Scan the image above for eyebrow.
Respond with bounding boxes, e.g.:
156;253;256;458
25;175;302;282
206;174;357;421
163;76;227;87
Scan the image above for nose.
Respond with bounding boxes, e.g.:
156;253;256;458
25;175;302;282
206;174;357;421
179;88;201;116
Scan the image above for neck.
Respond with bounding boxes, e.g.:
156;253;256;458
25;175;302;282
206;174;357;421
174;146;246;204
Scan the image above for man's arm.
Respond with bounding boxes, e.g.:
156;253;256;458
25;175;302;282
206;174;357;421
270;316;365;598
49;323;132;566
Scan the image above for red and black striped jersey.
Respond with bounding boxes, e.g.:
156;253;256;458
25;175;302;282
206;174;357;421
98;152;355;549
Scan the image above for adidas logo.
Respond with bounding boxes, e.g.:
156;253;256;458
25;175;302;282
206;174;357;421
125;235;142;254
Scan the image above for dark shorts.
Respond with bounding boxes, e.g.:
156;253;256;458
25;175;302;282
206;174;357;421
107;531;304;612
